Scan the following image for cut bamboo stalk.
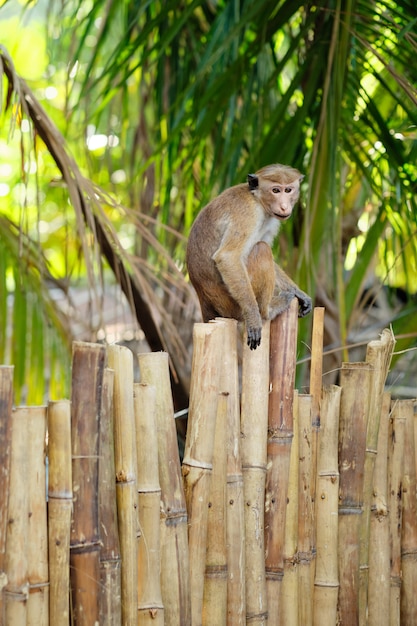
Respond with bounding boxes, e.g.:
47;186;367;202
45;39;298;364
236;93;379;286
313;385;341;626
359;329;395;623
219;320;246;626
280;390;299;626
308;307;324;572
182;321;225;626
400;399;417;623
134;382;164;626
70;341;106;625
241;320;270;626
98;368;122;626
368;392;391;626
107;344;139;626
388;400;406;626
297;394;314;625
203;389;228;626
27;406;48;626
0;366;14;623
265;299;298;624
5;407;30;625
138;351;191;626
337;362;373;625
47;400;72;626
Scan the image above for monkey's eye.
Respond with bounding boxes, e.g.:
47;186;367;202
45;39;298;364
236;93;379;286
272;187;281;193
284;187;293;193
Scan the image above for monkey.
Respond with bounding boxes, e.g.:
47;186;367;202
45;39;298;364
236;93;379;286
186;163;312;350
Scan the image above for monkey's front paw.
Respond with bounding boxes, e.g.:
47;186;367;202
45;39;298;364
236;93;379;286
247;325;262;350
297;292;312;317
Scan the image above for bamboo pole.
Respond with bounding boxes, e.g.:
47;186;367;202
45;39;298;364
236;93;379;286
359;329;395;623
27;406;48;626
182;321;225;626
0;366;14;623
280;391;299;626
241;320;270;626
107;344;139;626
308;307;324;576
220;320;246;626
98;368;122;626
265;299;298;624
338;362;373;625
134;382;164;626
313;385;341;626
368;392;391;626
203;389;228;626
400;399;417;623
70;341;106;625
47;400;72;626
297;394;314;626
5;407;30;625
388;400;406;626
138;351;191;626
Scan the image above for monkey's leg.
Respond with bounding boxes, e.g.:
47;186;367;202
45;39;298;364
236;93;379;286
270;264;312;318
247;242;275;320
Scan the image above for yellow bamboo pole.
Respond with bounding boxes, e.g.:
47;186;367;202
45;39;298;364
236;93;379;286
368;392;391;626
338;362;373;625
359;330;395;623
241;320;270;626
98;368;122;625
400;399;417;623
47;399;72;626
182;321;225;626
203;389;228;626
0;366;14;623
265;300;298;624
107;344;139;626
138;351;191;626
313;385;341;626
280;391;299;626
388;400;406;626
27;406;48;626
5;407;30;625
220;319;246;626
134;382;164;626
297;394;314;625
70;341;106;625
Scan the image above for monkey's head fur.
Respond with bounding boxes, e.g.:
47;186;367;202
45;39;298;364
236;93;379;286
247;163;304;221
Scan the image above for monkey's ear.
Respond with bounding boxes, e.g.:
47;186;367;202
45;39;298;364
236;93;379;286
247;174;259;190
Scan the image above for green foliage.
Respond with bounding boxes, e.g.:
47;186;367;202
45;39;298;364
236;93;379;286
0;0;416;401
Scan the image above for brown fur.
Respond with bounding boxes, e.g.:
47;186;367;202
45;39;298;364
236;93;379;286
186;163;311;349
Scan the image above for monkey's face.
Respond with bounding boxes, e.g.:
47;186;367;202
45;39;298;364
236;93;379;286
261;179;301;221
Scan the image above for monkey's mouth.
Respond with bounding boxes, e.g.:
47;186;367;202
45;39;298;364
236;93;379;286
274;212;291;220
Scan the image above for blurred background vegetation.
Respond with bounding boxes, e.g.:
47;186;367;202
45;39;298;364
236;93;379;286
0;0;416;408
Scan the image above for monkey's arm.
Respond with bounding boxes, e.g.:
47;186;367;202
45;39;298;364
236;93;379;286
270;264;312;318
212;242;263;350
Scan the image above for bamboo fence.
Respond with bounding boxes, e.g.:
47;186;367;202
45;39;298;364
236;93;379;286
0;307;416;625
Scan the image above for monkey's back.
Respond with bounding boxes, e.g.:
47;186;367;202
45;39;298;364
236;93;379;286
186;183;260;282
